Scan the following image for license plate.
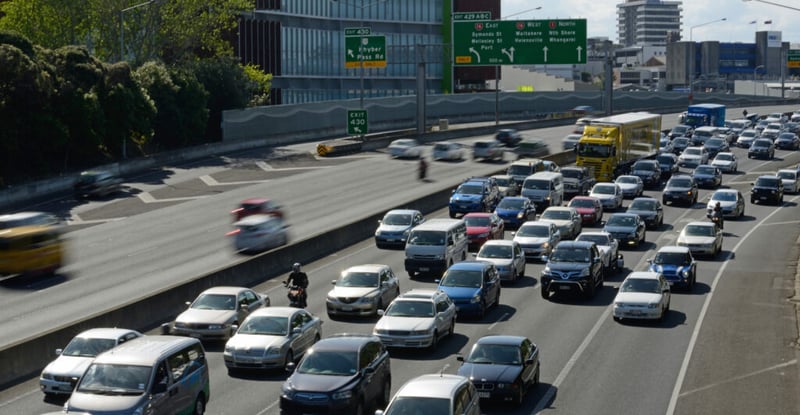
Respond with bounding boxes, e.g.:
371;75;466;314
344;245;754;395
420;267;429;272
478;392;490;398
760;196;767;200
559;286;571;290
341;306;353;311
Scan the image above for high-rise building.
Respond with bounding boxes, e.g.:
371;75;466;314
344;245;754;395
617;0;682;47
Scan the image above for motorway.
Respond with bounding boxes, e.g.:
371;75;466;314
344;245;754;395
1;105;799;414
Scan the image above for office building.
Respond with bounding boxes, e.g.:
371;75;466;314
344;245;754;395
617;0;682;47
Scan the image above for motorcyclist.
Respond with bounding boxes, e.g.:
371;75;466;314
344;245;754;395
418;157;428;180
711;202;724;230
284;263;308;307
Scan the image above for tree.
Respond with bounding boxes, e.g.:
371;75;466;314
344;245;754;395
0;0;91;49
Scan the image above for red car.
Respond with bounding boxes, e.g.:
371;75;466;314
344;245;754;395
231;198;284;221
463;212;505;251
567;196;604;225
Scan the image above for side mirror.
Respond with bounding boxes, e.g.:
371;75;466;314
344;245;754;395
285;362;297;373
160;323;171;335
331;280;337;285
646;258;653;264
292;327;302;336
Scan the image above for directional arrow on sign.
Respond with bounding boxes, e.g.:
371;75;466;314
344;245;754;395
348;49;355;58
502;47;515;63
543;46;549;62
354;127;362;133
469;47;481;63
577;46;583;62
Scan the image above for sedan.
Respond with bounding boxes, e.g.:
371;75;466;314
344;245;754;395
710;152;738;174
40;328;143;398
475;240;526;283
677;146;709;168
662;175;699;206
778;169;799;194
539;206;582;240
373;289;457;350
603;213;646;249
748;138;775;160
374;209;424;249
567;196;603;225
432;141;464;161
326;264;401;317
387;138;423;159
677;221;723;258
575;231;623;274
456;335;540;406
223;307;322;373
589;182;624;211
227;214;290;253
494;196;536;229
167;286;270;341
512;221;561;261
736;129;758;148
706;189;745;218
464;212;505;251
615;175;644;198
703;137;730;159
437;261;501;318
691;165;723;188
626;197;664;229
656;153;679;179
231;197;284;221
630;159;661;188
671;136;691;154
775;132;800;150
669;124;693;139
612;272;670;322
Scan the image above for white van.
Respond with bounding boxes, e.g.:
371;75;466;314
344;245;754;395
521;172;564;211
65;335;210;415
404;218;468;278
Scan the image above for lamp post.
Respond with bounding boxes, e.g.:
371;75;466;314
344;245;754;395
753;65;764;97
119;0;157;63
689;17;726;42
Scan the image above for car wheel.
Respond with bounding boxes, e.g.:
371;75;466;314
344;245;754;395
193;395;206;415
284;349;295;367
541;285;550;300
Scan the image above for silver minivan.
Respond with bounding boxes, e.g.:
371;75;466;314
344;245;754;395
521;171;564;211
65;335;210;415
404;218;468;278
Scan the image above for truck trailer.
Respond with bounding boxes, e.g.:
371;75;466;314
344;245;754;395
576;112;662;182
684;103;726;128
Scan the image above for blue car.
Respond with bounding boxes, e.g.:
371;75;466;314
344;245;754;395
647;246;697;291
494;196;536;229
691;165;722;188
449;180;497;218
437;261;501;318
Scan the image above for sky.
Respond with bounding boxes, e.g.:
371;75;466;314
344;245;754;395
501;0;800;46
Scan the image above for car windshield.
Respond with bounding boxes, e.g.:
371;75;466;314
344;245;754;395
633;162;655;171
383;213;412;226
76;363;150;394
523;180;549;190
385;397;450;415
477;244;512;259
711;192;736;201
297;350;358;376
653;252;691;265
569;199;595;208
684;148;701;156
620;278;661;294
714;154;733;161
740;131;756;138
338;272;379;287
497;198;524;209
517;225;549;237
657;155;675;165
753;140;771;148
616;176;638;184
755;177;780;187
466;344;522;365
706;138;724;147
561;169;581;179
778;171;797;180
606;215;636;227
385;300;435;317
507;165;534;176
593;185;616;195
239;316;288;336
456;184;483;195
672;126;689;133
668;179;692;188
434;143;451;151
392;139;415;147
62;337;117;357
440;270;482;288
550;247;590;263
408;231;444;246
577;143;612;157
779;133;795;139
673;138;689;145
494;177;510;186
629;199;657;211
541;210;571;220
576;234;610;246
684;225;715;237
191;294;236;310
694;166;716;175
464;217;491;227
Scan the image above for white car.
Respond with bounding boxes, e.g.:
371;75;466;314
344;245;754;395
589;182;624;211
710;152;738;173
326;264;401;317
562;133;582;150
373;289;457;350
777;169;799;194
575;231;623;274
475;239;526;283
676;221;723;257
40;328;143;398
677;146;709;168
168;286;270;340
432;142;464;161
706;189;745;218
227;214;289;253
380;374;482;415
614;175;644;198
387;139;423;159
612;271;671;322
736;129;758;147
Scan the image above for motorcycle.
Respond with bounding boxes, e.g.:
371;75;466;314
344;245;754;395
707;211;724;230
418;159;427;180
284;282;307;308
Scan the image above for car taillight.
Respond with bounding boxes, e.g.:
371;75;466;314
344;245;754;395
226;229;241;237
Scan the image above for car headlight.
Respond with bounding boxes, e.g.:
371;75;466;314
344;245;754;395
332;390;353;400
282;381;295;395
647;303;659;309
326;294;337;302
541;242;549;249
517;212;525;219
224;345;234;354
356;294;379;304
208;324;225;330
411;328;433;335
265;347;281;357
434;254;444;260
543;266;551;274
470;294;481;303
402;229;411;237
374;230;381;236
477;232;490;238
579;268;590;277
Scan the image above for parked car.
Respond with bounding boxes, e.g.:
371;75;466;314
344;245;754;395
512;220;561;261
589;182;624;211
751;175;784;205
280;334;391;415
437;261;501;318
562;133;582;151
514;137;550;159
748;138;775;159
648;246;697;291
775;132;800;150
463;212;505;251
539;206;582;240
777;169;799;194
626;197;664;229
539;240;604;300
74;170;123;198
662;175;699;206
387;138;423;158
456;335;540;406
491;174;520;197
575;231;623;274
495;129;522;146
231;198;284;221
630;159;661;187
166;286;270;341
710;152;738;173
326;264;401;317
676;221;723;258
227;214;290;253
603;213;646;249
656;153;679;179
691;165;723;189
223;307;322;373
567;196;604;225
614;175;644;199
612;271;671;322
677;146;709;168
475;240;526;283
374;209;425;249
378;374;481;415
494;196;536;229
433;141;465;161
736;129;759;148
40;328;143;398
373;289;457;350
706;189;746;218
472;140;505;161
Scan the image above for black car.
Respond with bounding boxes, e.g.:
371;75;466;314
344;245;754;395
748;138;775;160
540;240;604;300
280;334;391;415
702;137;729;159
662;175;699;206
669;124;693;139
775;132;800;150
603;213;647;249
751;175;784;205
630;160;661;188
656;153;679;179
74;170;123;198
671;136;691;154
626;197;664;229
691;165;723;189
495;129;522;147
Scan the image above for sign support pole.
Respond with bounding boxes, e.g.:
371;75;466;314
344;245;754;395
495;65;500;125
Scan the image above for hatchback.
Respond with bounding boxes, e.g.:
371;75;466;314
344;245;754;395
512;220;561;261
603;213;646;249
710;152;738;173
706;189;745;218
662;175;698;206
493;196;536;229
567;196;603;225
647;246;697;291
437;261;501;318
612;271;671;322
374;209;425;249
677;222;723;257
589;182;624;211
472;140;505;161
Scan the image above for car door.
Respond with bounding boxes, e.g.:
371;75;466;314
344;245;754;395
513;242;525;273
519;339;535;385
380;269;399;306
436;296;456;332
484;266;500;305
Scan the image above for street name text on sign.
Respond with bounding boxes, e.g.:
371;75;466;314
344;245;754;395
344;27;386;69
347;110;368;135
453;19;587;66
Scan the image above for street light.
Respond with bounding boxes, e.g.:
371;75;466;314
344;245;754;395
502;6;541;20
689;17;726;42
753;65;765;97
742;0;800;12
119;0;158;63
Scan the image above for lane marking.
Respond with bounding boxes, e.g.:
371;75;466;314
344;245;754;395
677;359;797;398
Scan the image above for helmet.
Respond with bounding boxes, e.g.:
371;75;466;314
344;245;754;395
292;263;301;272
716;202;721;207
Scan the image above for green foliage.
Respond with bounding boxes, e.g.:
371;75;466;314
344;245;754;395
190;57;250;142
0;0;91;49
243;63;272;107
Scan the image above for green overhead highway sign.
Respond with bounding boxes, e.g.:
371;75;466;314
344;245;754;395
788;50;800;69
345;35;386;69
453;19;587;66
453;11;491;21
347;110;368;135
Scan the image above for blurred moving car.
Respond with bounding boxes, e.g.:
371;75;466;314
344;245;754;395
472;140;505;161
512;220;560;261
662;175;699;206
475;240;526;283
74;170;122;198
567;196;604;225
648;246;697;291
374;209;424;249
710;152;738;173
615;175;644;199
562;133;582;151
463;212;505;251
589;182;624;211
166;286;269;341
539;206;582;240
0;211;60;230
433;142;465;161
495;129;522;146
231;198;284;221
491;174;520;197
437;261;501;318
40;328;142;398
514;137;550;159
373;289;457;350
387;138;423;158
494;196;536;229
227;214;289;253
378;374;481;415
326;264;401;317
706;189;745;218
612;271;670;322
603;213;646;249
677;221;723;257
456;335;540;406
626;197;664;229
223;307;322;373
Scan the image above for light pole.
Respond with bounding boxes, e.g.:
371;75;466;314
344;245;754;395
753;65;764;97
119;0;157;63
689;17;726;42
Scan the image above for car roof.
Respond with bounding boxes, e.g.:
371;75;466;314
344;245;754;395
385;209;420;215
248;306;303;318
577;231;612;238
542;206;572;212
199;286;251;295
616;175;640;180
712;188;738;194
609;212;638;218
481;239;516;247
657;246;691;254
400;289;442;299
447;260;491;271
555;240;595;249
395;374;470;398
241;197;270;204
463;212;493;218
519;220;553;228
74;328;141;339
501;196;528;202
94;336;201;365
778;169;798;174
625;271;662;280
475;335;527;346
491;174;513;179
343;264;389;274
685;221;715;228
570;195;599;201
234;214;282;226
310;334;378;352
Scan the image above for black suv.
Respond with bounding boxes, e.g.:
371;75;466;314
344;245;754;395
662;175;698;206
540;241;604;300
751;175;784;205
630;160;661;188
281;334;391;415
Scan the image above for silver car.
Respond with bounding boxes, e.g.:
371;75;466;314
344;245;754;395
614;175;644;198
40;328;142;398
539;206;582;240
228;214;289;253
223;307;322;373
373;289;457;350
512;221;561;261
475;240;526;283
777;169;799;194
589;182;624;211
677;221;723;258
168;286;269;341
326;264;400;317
377;374;481;415
612;271;671;322
575;231;623;274
387;139;423;159
710;152;738;174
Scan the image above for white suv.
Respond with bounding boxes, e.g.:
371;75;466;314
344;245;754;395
373;289;456;350
376;374;481;415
